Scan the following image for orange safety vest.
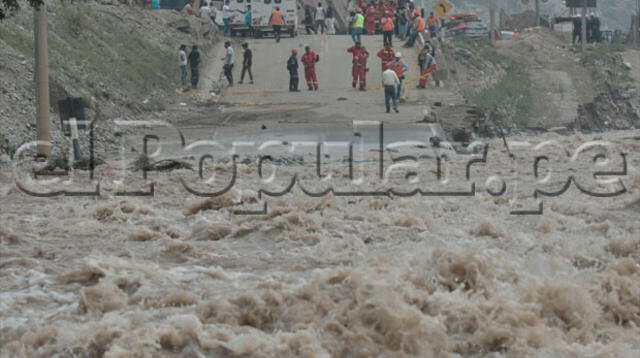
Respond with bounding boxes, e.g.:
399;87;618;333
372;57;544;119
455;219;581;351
270;10;284;25
390;60;405;78
381;16;394;31
416;17;425;32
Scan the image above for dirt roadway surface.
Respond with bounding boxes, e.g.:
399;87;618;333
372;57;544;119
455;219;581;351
199;34;460;125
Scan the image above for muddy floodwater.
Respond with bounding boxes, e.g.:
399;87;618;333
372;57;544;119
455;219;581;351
1;130;640;358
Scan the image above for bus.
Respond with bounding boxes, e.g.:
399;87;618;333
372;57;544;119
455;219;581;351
227;0;298;38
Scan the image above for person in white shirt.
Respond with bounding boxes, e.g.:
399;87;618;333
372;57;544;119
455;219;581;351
178;45;188;88
315;3;326;34
200;4;212;20
222;41;235;86
222;0;233;37
382;67;400;113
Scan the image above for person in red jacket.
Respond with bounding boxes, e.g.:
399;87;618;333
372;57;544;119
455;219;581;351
376;43;395;72
347;42;369;90
300;45;319;90
365;5;377;35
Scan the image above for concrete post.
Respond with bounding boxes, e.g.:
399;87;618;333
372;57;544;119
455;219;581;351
34;4;51;158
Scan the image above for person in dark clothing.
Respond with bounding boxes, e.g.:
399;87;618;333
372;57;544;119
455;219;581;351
572;17;582;44
188;45;201;89
304;5;316;35
238;42;253;84
287;49;300;92
588;13;601;43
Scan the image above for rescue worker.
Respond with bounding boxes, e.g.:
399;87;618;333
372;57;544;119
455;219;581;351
351;8;365;43
188;45;201;89
426;11;439;38
403;13;424;48
269;6;284;43
387;52;408;101
348;42;369;90
287;49;300;92
416;47;436;89
301;45;320;90
376;42;395;72
381;12;394;46
365;4;377;35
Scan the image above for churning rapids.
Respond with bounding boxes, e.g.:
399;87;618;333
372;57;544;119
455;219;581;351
1;130;640;358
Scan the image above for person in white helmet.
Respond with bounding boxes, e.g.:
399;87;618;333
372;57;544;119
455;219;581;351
386;51;409;102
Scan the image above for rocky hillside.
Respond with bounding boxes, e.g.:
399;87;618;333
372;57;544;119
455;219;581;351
441;28;639;134
0;0;217;157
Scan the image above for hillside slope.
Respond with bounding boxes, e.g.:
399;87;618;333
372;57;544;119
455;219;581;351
0;0;217;156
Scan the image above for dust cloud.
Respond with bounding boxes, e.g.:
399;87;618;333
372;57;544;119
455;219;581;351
1;131;640;358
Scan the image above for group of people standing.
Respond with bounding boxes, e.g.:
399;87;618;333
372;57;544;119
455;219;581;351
348;3;441;50
303;2;337;35
179;45;201;90
282;38;437;114
572;13;602;44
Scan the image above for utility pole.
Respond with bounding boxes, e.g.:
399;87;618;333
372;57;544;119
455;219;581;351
535;0;540;26
581;0;587;52
34;3;51;158
490;0;496;44
636;0;640;45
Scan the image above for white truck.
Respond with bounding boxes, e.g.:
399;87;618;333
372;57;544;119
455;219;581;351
226;0;298;38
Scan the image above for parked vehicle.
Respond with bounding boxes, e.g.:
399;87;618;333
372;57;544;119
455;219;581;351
445;12;479;30
227;0;298;37
499;31;520;40
449;20;489;39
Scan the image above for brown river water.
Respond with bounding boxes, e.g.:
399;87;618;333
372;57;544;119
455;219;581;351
1;130;640;358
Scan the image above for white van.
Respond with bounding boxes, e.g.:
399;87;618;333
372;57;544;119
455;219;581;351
226;0;298;37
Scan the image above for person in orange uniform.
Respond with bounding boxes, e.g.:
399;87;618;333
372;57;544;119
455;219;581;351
269;6;284;43
380;11;394;46
387;51;408;101
301;45;320;90
365;5;377;35
347;42;369;90
403;13;424;48
376;43;394;72
417;46;437;88
426;11;439;38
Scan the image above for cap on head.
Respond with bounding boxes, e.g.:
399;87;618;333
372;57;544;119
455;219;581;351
292;48;298;54
395;51;402;58
356;7;362;13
